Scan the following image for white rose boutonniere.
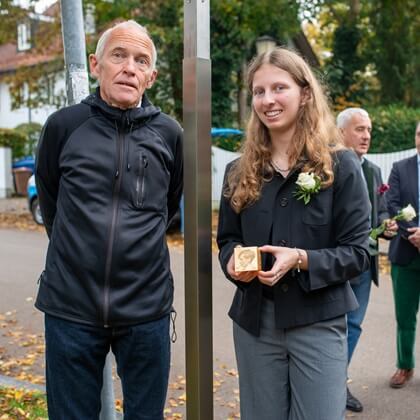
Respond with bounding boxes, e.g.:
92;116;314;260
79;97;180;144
294;172;321;205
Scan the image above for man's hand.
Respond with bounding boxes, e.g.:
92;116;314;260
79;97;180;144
407;227;420;248
383;219;398;238
257;245;302;287
226;252;258;283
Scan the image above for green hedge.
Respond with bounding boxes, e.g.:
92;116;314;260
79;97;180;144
367;105;420;153
15;123;42;156
212;134;243;152
0;123;42;159
0;128;27;158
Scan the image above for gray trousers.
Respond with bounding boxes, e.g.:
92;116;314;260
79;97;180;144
233;299;347;420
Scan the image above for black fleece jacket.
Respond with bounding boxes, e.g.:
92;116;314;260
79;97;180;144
35;91;183;327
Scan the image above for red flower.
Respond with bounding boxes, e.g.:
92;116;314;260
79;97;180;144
378;183;390;195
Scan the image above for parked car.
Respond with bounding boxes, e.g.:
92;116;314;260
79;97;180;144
27;174;43;225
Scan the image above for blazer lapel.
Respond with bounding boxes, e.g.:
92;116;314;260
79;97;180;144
362;160;375;223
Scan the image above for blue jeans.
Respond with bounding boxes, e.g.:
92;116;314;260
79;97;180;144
45;314;170;420
347;270;372;363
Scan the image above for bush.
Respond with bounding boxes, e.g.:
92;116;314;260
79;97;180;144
0;128;27;158
15;122;42;156
212;134;243;152
367;105;420;153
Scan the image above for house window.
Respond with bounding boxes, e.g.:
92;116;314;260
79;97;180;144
17;22;32;52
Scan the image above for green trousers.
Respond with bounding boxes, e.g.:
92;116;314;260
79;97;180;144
391;257;420;369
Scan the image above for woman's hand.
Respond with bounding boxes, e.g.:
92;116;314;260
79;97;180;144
226;252;258;283
257;245;305;287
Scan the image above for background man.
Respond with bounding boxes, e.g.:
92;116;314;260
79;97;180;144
35;20;183;419
337;108;397;412
387;122;420;389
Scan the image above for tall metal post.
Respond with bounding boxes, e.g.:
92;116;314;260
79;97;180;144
183;0;213;419
60;0;89;105
59;1;116;419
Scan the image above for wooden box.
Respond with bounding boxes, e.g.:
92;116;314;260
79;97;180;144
234;246;261;272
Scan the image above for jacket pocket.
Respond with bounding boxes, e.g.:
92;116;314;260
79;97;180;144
302;188;332;226
135;152;148;208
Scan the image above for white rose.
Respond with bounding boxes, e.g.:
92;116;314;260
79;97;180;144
296;172;316;190
401;204;416;222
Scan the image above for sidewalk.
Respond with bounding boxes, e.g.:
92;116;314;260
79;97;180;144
0;197;28;214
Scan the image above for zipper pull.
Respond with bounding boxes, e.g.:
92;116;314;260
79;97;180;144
115;169;119;178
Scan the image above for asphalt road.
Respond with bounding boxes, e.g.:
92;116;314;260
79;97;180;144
0;228;419;419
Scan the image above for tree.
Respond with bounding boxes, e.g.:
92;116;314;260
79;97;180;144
368;0;420;107
302;0;420;108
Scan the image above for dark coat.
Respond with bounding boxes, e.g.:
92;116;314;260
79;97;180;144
387;155;419;266
217;149;371;336
35;91;183;328
360;158;390;285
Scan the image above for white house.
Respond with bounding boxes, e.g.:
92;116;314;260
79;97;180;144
0;6;65;129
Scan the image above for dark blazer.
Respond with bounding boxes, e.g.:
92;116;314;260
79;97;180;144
361;158;390;285
217;149;371;336
387;155;419;266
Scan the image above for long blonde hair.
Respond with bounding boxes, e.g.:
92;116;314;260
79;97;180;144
225;47;343;213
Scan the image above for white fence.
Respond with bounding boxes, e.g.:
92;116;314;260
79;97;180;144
211;146;417;209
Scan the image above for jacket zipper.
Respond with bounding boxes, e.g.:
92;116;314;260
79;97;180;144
103;118;126;327
136;153;148;207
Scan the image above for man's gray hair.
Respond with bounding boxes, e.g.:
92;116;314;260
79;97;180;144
95;20;157;69
336;108;370;129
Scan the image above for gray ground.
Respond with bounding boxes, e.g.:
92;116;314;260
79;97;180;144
0;197;419;419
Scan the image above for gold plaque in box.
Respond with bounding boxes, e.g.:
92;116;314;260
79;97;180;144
234;246;261;272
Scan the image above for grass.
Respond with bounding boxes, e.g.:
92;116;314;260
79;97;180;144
0;387;47;420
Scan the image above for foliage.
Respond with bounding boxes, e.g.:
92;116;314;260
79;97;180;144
367;105;420;153
303;0;419;108
212;134;243;152
0;387;47;419
4;60;66;111
316;1;372;106
14;122;42;156
0;128;27;158
0;0;34;44
368;0;420;107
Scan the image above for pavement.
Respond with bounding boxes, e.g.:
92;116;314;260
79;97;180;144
0;197;419;419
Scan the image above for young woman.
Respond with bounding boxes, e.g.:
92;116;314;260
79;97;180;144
217;47;371;420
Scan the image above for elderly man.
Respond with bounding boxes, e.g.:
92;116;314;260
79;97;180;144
35;21;183;419
387;122;420;389
337;108;397;412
